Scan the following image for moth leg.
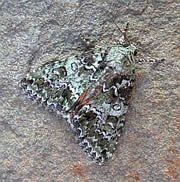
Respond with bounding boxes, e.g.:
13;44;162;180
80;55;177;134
151;58;165;68
134;57;165;69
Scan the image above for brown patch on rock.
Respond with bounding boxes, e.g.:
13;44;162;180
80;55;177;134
125;170;140;182
163;159;180;181
70;164;88;182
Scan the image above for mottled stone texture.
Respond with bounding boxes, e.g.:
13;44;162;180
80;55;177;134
0;0;179;181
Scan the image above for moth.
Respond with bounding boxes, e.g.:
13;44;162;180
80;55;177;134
21;35;137;164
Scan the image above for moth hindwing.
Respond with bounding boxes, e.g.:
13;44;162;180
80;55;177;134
21;43;136;164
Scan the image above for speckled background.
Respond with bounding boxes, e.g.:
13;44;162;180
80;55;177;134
0;0;179;181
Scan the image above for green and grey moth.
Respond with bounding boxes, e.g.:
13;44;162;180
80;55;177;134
21;42;136;164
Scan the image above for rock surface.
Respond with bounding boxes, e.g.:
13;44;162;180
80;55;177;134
0;0;179;181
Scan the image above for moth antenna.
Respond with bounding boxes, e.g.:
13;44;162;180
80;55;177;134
112;19;130;45
112;21;124;35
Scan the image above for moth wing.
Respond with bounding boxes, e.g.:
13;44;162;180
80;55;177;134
20;47;109;115
71;73;135;163
21;58;80;114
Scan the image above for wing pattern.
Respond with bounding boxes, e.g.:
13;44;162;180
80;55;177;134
21;44;136;163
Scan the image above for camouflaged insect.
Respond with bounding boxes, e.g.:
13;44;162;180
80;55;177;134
21;42;136;164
